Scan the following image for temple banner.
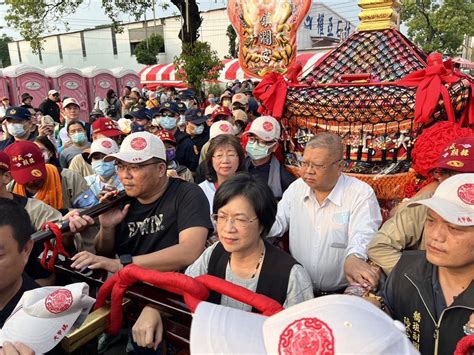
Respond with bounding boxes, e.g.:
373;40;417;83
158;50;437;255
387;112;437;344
227;0;312;78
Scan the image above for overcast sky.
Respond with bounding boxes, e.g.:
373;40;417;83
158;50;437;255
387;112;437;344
0;0;361;40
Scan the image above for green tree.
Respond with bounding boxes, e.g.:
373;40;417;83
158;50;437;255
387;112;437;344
400;0;474;56
4;0;202;53
174;41;223;97
134;33;164;65
0;34;13;67
226;24;237;59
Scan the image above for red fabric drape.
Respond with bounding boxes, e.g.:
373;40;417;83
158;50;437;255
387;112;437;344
253;72;288;119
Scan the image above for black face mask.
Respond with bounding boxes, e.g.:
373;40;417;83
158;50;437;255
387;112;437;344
131;123;146;133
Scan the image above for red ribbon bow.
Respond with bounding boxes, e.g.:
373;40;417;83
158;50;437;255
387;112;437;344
398;52;473;126
253;72;288;119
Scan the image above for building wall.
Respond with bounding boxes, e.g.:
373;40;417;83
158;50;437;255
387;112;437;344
298;3;356;50
7;4;355;71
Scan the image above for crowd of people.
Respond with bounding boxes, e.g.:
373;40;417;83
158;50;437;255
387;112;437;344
0;81;472;355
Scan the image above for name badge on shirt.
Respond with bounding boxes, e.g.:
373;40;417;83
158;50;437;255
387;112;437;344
333;211;349;225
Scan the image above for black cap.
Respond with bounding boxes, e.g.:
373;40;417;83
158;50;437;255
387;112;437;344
21;93;33;102
4;106;32;121
124;107;152;120
157;102;179;115
184;108;206;125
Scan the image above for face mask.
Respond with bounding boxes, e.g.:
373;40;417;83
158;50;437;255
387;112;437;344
209;98;218;105
42;152;51;163
166;148;176;161
6;123;26;137
92;160;116;177
222;100;231;108
194;124;205;135
233;124;241;135
246;141;271;160
71;132;87;144
160;116;177;130
131;123;146;133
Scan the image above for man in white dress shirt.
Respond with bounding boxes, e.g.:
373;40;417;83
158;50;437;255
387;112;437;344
269;133;382;294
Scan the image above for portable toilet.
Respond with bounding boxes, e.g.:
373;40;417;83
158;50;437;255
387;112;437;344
0;70;10;101
81;67;118;108
2;64;49;107
45;65;89;121
111;67;141;93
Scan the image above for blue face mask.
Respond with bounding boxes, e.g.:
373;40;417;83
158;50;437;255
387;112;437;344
71;132;87;144
194;124;205;135
246;141;271;160
131;123;146;133
92;160;116;177
160;116;177;130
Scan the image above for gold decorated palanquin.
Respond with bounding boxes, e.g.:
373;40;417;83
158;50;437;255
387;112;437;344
281;0;472;204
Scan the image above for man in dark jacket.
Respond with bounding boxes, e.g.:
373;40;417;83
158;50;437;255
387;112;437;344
38;90;61;123
380;174;474;354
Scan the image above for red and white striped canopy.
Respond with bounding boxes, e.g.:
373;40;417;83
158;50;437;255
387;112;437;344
139;52;328;87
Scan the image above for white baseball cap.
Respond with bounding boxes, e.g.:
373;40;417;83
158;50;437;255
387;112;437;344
210;120;235;140
63;97;80;108
0;283;95;354
245;116;281;141
117;118;132;135
48;89;58;96
408;173;474;226
105;131;166;163
190;295;418;354
89;137;119;158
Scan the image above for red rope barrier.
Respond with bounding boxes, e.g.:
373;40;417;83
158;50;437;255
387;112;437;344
95;264;284;334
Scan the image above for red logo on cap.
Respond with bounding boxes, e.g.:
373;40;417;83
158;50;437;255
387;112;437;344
457;183;474;205
263;121;274;132
220;123;230;132
101;140;112;149
45;289;73;314
278;318;334;355
130;137;148;151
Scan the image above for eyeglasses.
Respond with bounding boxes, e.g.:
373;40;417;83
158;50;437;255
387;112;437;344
247;136;276;148
211;214;258;228
116;161;159;173
299;159;342;171
212;152;239;160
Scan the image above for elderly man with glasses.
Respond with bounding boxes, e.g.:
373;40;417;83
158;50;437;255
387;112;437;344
268;132;382;297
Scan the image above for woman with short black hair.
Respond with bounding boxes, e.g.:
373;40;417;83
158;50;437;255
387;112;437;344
132;174;313;350
199;134;246;214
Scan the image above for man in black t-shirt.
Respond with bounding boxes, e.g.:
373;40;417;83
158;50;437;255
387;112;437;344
70;132;212;273
0;199;39;328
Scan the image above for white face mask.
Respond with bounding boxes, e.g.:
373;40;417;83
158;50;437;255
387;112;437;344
7;123;26;137
42;151;51;162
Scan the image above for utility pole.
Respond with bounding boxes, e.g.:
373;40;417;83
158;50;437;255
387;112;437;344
185;0;190;34
152;0;157;34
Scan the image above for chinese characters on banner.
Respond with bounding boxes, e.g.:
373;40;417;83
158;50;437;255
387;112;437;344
303;13;353;39
227;0;311;78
